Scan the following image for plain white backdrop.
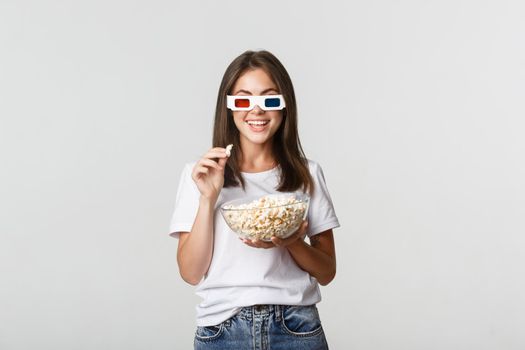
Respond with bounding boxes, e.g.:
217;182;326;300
1;1;524;349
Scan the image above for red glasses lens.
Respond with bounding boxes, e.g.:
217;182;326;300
234;98;250;108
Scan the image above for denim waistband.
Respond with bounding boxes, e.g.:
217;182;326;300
238;304;283;322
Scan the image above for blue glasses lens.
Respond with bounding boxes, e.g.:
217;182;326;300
264;97;281;108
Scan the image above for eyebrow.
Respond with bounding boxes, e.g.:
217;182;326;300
233;88;279;95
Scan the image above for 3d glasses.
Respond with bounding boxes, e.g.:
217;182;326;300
226;95;286;111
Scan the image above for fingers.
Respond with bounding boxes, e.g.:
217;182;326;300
192;161;219;181
199;158;222;170
271;236;283;246
198;158;223;171
288;220;308;238
191;165;208;182
201;147;232;168
300;220;309;234
207;146;232;157
192;147;231;178
217;155;228;168
271;221;308;247
271;233;295;247
203;150;228;160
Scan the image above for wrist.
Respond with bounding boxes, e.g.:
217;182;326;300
199;195;217;209
286;237;307;251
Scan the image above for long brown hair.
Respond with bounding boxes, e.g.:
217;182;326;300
212;50;314;195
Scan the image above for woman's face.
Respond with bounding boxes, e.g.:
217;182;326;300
230;68;283;146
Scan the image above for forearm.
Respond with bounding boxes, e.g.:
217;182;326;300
286;237;336;286
177;197;216;285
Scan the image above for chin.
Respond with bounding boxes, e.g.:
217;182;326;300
242;131;275;144
245;135;271;144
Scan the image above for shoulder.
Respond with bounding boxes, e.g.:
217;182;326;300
186;160;198;169
176;161;199;185
305;159;333;192
181;160;198;174
305;158;323;176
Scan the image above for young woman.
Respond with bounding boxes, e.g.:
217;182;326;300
169;50;340;349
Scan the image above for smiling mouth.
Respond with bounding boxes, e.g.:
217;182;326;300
246;120;270;126
245;120;270;133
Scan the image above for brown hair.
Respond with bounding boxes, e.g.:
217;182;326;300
212;50;314;195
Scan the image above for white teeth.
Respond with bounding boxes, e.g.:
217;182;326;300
247;120;269;126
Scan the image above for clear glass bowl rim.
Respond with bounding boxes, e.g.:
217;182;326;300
220;193;310;211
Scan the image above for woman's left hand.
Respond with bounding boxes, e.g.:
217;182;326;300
240;221;308;249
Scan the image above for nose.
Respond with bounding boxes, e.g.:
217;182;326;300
251;104;264;114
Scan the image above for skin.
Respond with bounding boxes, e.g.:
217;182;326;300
230;68;283;172
177;68;336;286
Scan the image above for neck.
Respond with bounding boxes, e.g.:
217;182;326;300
238;137;276;172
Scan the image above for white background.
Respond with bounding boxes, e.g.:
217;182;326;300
1;1;524;349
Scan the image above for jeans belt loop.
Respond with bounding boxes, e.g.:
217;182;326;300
275;304;282;322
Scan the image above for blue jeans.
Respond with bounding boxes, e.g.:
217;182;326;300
193;304;329;350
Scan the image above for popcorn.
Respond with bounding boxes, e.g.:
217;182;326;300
221;194;309;241
225;144;233;157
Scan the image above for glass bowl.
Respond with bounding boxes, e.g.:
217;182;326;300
220;193;310;241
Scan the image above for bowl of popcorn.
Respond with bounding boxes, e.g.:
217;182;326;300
220;193;310;241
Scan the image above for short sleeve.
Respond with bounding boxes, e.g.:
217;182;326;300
305;161;340;237
168;162;200;239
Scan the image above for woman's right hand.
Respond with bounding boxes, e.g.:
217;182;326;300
191;147;230;202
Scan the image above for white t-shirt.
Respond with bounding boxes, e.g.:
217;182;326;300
169;159;340;327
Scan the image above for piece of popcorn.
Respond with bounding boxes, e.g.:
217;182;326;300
225;144;233;157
